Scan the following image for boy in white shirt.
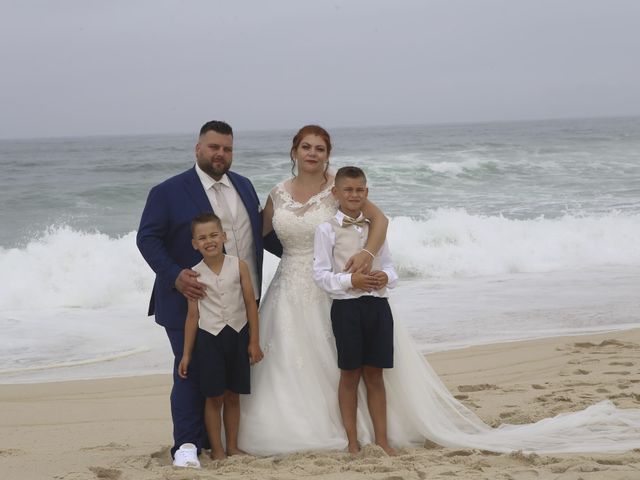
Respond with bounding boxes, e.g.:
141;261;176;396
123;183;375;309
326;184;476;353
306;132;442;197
313;166;398;455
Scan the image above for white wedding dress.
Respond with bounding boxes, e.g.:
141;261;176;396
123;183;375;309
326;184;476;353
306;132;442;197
239;180;640;455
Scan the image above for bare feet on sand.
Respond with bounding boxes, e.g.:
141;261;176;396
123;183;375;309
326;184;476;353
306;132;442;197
377;441;397;456
210;449;226;460
347;442;361;455
226;447;248;456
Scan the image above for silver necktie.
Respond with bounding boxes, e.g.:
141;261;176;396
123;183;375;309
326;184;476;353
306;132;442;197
212;182;234;226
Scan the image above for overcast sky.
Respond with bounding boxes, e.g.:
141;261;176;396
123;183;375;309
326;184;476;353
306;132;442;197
1;0;639;139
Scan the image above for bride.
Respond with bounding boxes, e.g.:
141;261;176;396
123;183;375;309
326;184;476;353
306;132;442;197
239;125;640;455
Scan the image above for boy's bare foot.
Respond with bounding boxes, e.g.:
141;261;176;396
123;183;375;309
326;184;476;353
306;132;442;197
226;447;248;456
210;449;226;460
376;442;397;456
347;442;361;455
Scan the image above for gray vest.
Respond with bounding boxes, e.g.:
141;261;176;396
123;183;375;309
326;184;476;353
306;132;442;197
329;217;387;297
192;256;247;335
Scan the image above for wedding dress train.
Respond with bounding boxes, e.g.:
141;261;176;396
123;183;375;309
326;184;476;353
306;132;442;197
239;180;640;455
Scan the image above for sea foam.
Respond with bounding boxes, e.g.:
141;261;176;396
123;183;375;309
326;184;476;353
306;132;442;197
0;227;150;310
390;209;640;278
1;210;639;311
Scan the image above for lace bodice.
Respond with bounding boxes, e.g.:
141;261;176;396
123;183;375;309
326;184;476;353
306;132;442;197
269;180;338;258
261;179;338;357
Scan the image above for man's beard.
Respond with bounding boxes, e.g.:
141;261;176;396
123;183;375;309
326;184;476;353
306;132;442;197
198;157;229;179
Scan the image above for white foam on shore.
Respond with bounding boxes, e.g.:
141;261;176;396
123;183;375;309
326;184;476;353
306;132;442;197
2;266;638;384
0;347;149;375
392;268;640;353
0;305;169;384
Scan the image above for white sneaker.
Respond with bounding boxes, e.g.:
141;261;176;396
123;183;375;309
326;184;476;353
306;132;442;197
172;443;200;468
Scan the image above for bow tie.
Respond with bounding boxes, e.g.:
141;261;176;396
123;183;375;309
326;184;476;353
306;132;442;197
341;217;367;228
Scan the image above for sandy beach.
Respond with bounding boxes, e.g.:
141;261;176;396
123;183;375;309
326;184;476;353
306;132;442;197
1;329;639;480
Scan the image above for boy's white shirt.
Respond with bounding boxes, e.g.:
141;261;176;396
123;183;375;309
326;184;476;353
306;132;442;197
312;210;398;299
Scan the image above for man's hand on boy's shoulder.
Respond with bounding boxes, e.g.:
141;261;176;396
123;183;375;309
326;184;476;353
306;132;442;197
370;270;389;290
175;269;205;300
351;272;378;292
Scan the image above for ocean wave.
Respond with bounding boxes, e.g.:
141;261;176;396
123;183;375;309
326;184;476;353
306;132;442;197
1;211;639;310
390;209;640;278
0;347;150;375
0;227;151;310
425;158;498;175
335;152;501;177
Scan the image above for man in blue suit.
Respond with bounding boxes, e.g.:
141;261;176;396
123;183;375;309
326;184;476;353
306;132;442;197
137;120;276;466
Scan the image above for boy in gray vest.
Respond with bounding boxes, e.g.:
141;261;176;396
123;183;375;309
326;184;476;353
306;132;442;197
178;213;263;461
312;166;398;456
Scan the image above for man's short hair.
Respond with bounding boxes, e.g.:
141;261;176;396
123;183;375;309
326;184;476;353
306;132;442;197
191;212;223;235
199;120;233;137
335;166;367;185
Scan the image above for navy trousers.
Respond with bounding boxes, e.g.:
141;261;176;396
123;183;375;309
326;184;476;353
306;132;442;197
165;327;206;457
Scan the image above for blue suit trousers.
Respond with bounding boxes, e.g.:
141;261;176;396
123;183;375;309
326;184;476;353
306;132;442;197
165;327;206;456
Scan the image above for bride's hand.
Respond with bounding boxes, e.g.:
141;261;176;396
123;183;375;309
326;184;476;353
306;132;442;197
345;250;373;274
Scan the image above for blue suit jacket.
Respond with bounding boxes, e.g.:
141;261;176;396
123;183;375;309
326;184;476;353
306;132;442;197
137;167;264;330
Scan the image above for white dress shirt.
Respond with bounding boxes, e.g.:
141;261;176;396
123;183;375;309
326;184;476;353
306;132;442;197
313;210;398;299
194;163;259;299
195;163;239;220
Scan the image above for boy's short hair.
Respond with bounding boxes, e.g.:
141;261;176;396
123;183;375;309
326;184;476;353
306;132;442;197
191;212;223;235
335;166;367;185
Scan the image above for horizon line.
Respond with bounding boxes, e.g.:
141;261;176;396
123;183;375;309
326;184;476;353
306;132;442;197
1;113;639;142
